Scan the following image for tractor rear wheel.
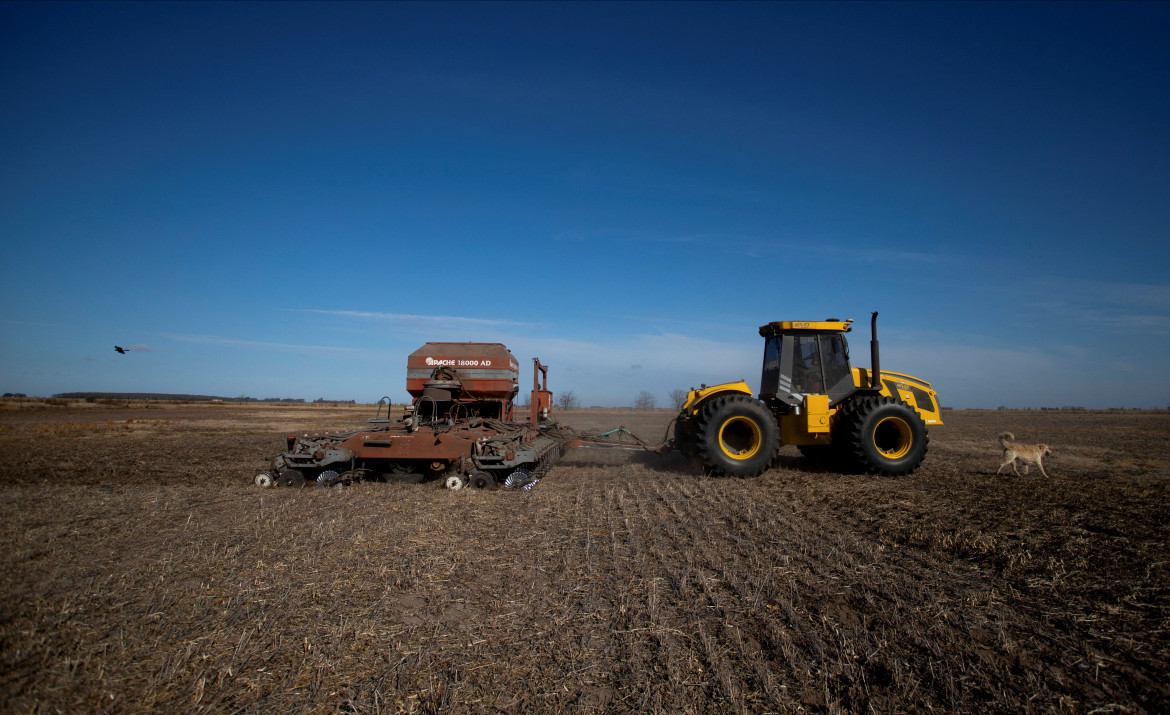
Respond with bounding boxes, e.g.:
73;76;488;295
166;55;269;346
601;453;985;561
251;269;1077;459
839;395;928;476
691;394;779;477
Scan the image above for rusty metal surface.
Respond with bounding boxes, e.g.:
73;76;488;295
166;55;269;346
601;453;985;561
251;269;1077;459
406;342;520;403
262;344;565;488
273;419;557;479
529;358;551;429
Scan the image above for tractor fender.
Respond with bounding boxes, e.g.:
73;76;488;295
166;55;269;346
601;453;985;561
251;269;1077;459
680;380;754;416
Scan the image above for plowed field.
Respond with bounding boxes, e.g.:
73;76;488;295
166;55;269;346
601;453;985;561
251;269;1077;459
1;401;1167;713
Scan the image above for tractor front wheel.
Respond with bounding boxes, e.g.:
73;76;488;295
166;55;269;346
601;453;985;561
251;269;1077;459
691;394;779;477
840;395;928;476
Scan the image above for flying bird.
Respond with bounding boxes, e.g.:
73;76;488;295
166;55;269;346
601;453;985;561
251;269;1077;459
114;346;126;354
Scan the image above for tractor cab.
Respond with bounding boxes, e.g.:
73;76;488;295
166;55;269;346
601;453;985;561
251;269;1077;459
759;319;856;407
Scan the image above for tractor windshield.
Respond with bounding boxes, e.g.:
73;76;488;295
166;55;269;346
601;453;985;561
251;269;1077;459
760;332;855;404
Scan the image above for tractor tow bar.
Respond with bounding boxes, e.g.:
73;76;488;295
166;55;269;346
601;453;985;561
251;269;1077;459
563;426;672;454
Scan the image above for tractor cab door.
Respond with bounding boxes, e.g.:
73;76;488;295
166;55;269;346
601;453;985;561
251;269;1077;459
761;333;855;407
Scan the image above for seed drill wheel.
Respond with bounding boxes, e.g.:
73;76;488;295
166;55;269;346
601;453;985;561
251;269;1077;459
316;470;343;487
469;470;496;490
691;394;779;477
385;464;425;484
445;473;469;490
840;395;928;476
339;470;367;485
504;468;535;490
254;472;275;488
276;469;306;488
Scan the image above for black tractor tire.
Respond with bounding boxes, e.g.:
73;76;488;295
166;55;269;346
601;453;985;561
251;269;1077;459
839;395;929;476
673;417;696;457
691;394;779;477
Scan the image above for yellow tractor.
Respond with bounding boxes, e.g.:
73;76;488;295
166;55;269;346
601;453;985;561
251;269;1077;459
673;313;942;477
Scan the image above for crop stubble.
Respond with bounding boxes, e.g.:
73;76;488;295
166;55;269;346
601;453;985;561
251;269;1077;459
0;402;1167;712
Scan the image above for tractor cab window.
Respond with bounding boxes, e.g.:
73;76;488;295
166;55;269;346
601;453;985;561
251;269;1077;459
792;336;823;393
760;336;781;395
819;334;850;388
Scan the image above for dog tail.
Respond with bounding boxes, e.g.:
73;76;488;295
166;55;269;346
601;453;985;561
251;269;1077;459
998;432;1014;448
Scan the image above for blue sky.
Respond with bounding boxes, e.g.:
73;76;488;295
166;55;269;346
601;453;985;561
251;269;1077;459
2;1;1167;409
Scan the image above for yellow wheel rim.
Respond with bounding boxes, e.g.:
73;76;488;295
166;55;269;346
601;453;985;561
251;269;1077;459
719;416;762;460
873;416;912;459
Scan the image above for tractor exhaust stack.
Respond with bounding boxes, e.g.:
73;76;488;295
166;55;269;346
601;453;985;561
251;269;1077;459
870;311;881;390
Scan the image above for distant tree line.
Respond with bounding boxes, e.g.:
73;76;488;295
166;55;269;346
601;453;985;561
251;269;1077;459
50;392;355;404
54;392;230;401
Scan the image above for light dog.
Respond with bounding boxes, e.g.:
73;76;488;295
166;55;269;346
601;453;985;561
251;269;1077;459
996;432;1052;478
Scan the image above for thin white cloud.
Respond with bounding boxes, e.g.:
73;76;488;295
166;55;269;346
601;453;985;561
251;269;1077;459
499;331;761;406
1030;279;1170;333
510;333;758;385
166;334;360;352
0;318;69;328
551;228;949;263
294;309;542;329
879;326;1168;408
